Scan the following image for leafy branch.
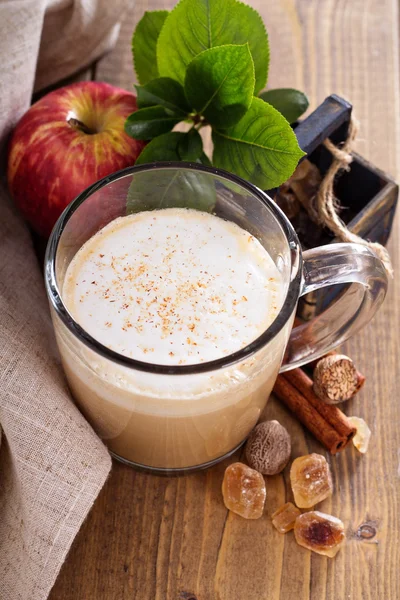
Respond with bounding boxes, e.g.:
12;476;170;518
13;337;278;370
126;0;309;189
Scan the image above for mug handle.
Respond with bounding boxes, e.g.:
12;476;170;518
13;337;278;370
280;243;388;371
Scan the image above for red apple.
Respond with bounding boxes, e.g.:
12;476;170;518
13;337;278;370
7;81;145;237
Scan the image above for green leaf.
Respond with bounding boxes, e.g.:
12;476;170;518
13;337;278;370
212;97;306;189
157;0;269;94
259;88;309;123
184;44;254;128
132;11;169;84
135;131;185;163
177;128;203;160
127;167;216;214
124;107;181;141
135;77;191;115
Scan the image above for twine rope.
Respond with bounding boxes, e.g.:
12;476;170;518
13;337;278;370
315;116;393;277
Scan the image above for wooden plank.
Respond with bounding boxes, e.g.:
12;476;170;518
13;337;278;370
51;1;400;599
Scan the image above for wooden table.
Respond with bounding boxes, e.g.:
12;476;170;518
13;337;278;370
50;1;400;598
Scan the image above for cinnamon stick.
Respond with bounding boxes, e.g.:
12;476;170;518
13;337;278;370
273;376;347;454
279;319;362;451
283;369;356;442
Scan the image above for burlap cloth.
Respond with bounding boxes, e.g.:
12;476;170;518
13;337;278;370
0;1;130;598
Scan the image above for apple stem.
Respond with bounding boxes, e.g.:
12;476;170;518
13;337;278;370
68;117;96;135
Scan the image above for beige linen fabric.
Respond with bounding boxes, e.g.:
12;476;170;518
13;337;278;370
0;1;130;598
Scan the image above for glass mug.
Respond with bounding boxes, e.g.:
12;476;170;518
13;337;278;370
45;163;388;473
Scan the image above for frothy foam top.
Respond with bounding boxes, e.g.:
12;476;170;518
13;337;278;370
63;208;283;365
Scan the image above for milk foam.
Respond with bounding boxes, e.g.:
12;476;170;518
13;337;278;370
63;208;284;365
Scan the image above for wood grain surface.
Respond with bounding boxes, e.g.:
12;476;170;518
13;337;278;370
50;1;400;599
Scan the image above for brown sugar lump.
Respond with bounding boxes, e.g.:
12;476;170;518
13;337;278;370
222;462;266;519
290;453;333;508
294;511;345;557
271;502;301;533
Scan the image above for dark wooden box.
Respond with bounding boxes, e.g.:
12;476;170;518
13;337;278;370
274;95;398;319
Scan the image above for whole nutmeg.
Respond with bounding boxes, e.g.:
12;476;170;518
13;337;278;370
313;354;365;404
245;420;291;475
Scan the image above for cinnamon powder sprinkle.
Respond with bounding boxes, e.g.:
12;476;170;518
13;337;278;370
65;209;282;365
